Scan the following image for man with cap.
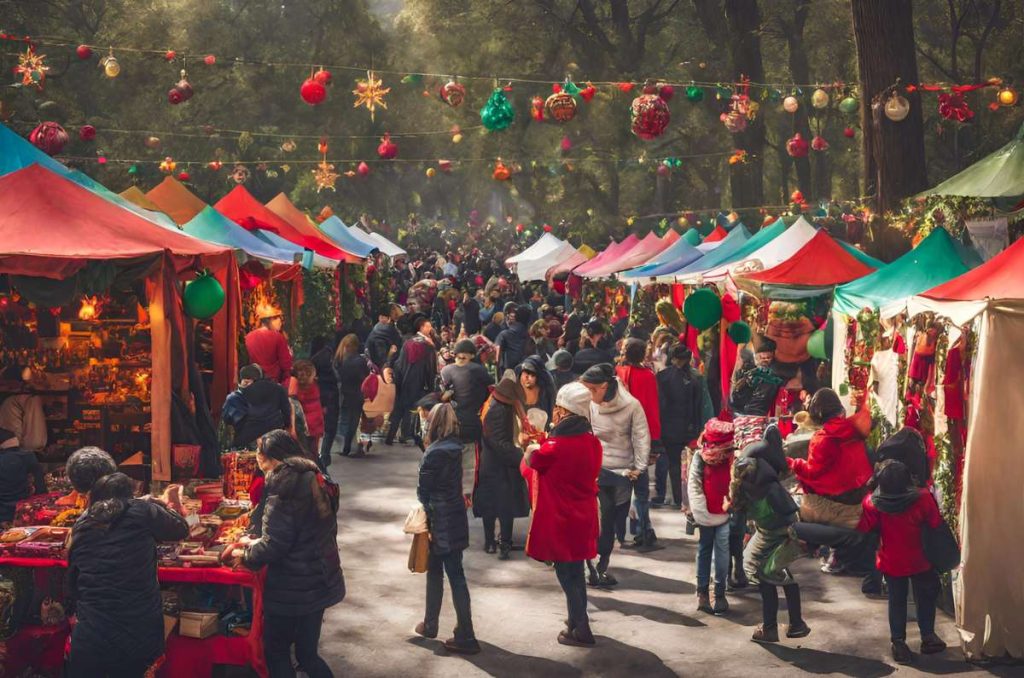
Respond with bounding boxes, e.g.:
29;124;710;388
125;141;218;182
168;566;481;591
245;305;293;386
366;304;404;370
578;364;650;587
0;427;46;526
441;340;494;497
386;316;439;446
522;382;602;646
548;350;576;393
222;364;292;448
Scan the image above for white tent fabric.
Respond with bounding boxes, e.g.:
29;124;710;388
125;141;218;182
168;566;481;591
347;226;406;257
545;248;590;279
702;216;817;281
506;233;566;265
517;240;580;281
696;239;724;253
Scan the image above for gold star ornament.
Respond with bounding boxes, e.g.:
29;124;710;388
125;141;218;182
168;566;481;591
352;70;390;121
15;47;49;89
312;140;339;192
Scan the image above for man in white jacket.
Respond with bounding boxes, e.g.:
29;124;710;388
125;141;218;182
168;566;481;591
579;364;650;587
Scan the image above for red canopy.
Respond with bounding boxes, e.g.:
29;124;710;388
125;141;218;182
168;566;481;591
923;235;1024;301
743;230;875;286
703;225;728;243
265;193;362;263
215;186;347;261
0;164;229;279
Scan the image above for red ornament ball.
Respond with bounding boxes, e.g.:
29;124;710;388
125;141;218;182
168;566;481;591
843;127;856;138
657;163;671;177
203;54;216;65
29;122;69;155
630;91;671;140
786;132;809;158
313;69;332;86
78;125;97;141
811;135;829;152
790;190;805;204
96;156;107;165
377;133;398;160
515;223;525;233
439;80;466;107
76;45;93;60
543;224;553;233
300;78;327;105
164;50;176;62
177;171;190;182
357;161;371;176
658;84;675;101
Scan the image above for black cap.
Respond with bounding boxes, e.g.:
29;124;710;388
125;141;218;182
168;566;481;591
580;363;616;384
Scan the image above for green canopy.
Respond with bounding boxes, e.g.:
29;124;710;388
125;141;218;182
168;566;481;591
682;228;703;246
921;123;1024;198
838;241;886;269
833;228;976;315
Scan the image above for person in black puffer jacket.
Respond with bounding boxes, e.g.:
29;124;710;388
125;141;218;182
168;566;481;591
222;364;292;448
233;431;344;678
413;403;479;654
67;462;189;678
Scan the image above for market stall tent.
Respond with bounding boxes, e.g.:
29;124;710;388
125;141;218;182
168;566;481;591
620;236;703;279
573;234;640;278
682;228;703;246
652;224;752;282
517;240;581;281
739;230;877;289
506;233;568;266
120;186;165;213
183;206;297;265
145;176;207;225
316;216;379;258
265;193;365;262
582;231;680;279
347;225;406;257
920;122;1024;198
546;244;597;279
697;217;800;281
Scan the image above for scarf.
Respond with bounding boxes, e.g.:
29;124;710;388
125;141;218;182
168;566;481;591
700;444;734;466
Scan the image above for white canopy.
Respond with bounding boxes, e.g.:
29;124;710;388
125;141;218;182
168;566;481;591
704;216;817;281
506;233;566;265
347;226;406;257
517;241;581;281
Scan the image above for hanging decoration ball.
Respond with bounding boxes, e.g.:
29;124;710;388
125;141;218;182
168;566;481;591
78;125;96;141
377;133;398;160
127;164;138;175
656;163;671;177
100;51;120;78
937;92;974;123
29;122;68;155
545;89;578;122
451;132;463;144
76;45;93;60
357;161;371;177
177;171;190;182
791;190;805;204
658;83;674;101
811;88;830;109
560;136;572;153
630;82;671;140
685;85;704;103
438;159;453;173
96;156;107;165
683;289;722;331
159;157;177;174
839;96;859;114
543;224;553;233
144;135;161;149
997;86;1018;107
183;271;225;319
167;69;194;105
300;77;327;105
492;160;512;181
786;132;809;158
782;95;799;113
727;321;752;345
203;54;216;66
579;83;597;102
439;80;466;107
425;167;436;178
515;223;525;233
530;96;545;122
313;68;332;86
807;329;828;360
164;50;176;62
208;160;223;171
811;134;830;152
843;126;856;138
480;88;515;131
884;94;911;122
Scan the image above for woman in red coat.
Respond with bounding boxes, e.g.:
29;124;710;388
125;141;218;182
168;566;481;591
523;382;602;647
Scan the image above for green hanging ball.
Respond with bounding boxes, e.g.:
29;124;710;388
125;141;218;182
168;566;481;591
183;271;225;319
685;85;704;103
727;320;752;345
807;329;828;360
127;164;138;175
683;288;722;331
839;96;859;115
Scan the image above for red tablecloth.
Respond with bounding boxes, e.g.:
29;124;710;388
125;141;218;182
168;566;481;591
0;557;267;678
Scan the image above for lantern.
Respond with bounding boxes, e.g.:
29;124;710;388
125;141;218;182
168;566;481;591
630;82;671;140
782;95;799;113
884;94;910;122
29;122;68;155
811;88;829;109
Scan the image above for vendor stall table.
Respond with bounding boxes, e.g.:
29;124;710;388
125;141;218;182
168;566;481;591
0;557;267;678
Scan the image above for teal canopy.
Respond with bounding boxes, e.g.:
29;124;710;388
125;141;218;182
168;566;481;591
838;241;886;269
682;228;703;246
183;207;294;263
833;228;976;315
317;216;378;257
921;123;1024;198
657;224;752;278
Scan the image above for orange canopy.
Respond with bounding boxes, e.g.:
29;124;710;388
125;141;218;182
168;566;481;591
145;177;207;225
120;186;165;213
265;193;363;263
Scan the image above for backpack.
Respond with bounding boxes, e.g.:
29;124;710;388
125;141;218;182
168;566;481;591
316;471;340;515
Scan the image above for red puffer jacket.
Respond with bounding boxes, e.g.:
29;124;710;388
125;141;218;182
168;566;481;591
788;411;871;497
616;365;662;441
857;489;943;576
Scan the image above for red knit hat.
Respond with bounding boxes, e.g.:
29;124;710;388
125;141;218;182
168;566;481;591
702;418;735;451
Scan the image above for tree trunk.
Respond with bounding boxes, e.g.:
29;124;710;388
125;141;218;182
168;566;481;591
851;0;928;212
785;0;813;199
725;0;766;208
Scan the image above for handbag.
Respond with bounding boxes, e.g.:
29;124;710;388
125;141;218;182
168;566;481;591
408;532;430;574
403;504;429;535
922;519;961;572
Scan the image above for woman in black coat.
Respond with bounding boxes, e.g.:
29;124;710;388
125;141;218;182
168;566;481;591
472;377;529;560
67;470;189;677
230;431;344;678
414;403;479;654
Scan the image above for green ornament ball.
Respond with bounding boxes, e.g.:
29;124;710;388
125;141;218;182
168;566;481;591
183;271;225;319
685;85;704;103
479;89;515;131
683;288;722;331
127;164;138;175
807;329;828;360
727;320;752;345
839;96;859;115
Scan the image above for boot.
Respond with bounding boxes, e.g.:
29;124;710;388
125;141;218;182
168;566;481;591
920;633;947;655
728;558;749;591
557;623;596;647
498;541;511;561
414;621;438;639
713;584;729;614
444;633;481;655
696;587;713;614
891;640;914;664
786;621;811;639
751;624;779;643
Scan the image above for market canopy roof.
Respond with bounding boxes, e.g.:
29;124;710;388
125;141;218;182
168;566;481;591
703;225;728;243
506;233;566;265
921;123;1024;199
621;236;702;279
682;228;703;246
574;234;640;278
698;217;798;280
182;206;295;264
518;240;581;281
120;186;164;213
250;229;339;269
347;225;406;257
653;224;752;281
316;216;379;258
547;244;597;278
834;227;974;315
0;164;228;278
741;230;876;287
583;231;680;279
145;177;207;225
266;193;363;263
921;231;1024;301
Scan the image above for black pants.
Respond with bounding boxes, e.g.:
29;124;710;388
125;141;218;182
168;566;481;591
597;485;630;565
759;582;803;627
67;648;149;678
482;515;514;545
264;608;333;678
729;510;747;566
425;550;475;639
337;402;363;455
886;570;940;642
554;561;589;630
654;442;685;504
386;408;418;445
319;391;339;464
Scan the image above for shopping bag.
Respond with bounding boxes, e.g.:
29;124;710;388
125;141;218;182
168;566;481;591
408;532;430;573
403;504;429;534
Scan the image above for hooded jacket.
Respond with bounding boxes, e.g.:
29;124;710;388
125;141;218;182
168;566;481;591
516;356;556;422
788;413;872;499
366;321;402;369
417;436;470;555
244;457;345;615
858;487;942;576
734;432;798;532
656;364;705;444
222;378;292;448
589;379;650;475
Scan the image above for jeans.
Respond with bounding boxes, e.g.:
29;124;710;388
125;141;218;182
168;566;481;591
654;442;685;504
696;522;730;590
482;516;514;546
886;571;940;642
759;582;803;627
630;469;651;536
318;391;339;468
336;403;362;455
597;485;630;564
554;561;589;630
425;550;475;639
264;608;333;678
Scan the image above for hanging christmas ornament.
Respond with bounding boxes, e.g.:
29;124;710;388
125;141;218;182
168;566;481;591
720;77;753;133
377;133;398;159
786;132;809;158
884;93;911;121
438;159;453;173
545;84;578;123
843;126;856;138
790;190;805;204
782;95;799;113
560;136;572;153
839;95;859;114
96;155;107;165
616;82;635;93
76;44;93;60
580;83;597;102
630;80;671;140
530;96;545;122
183;271;225;319
937;91;974;123
100;49;120;78
401;73;424;85
492;160;511;181
658;83;674;101
167;69;194;105
164;50;176;62
300;76;327;105
515;223;525;233
439;79;466;107
685;85;704;102
811;134;829;151
145;135;161;149
280;139;296;153
656;163;671;177
811;88;830;109
357;161;371;177
203;54;216;66
29;122;68;155
997;86;1018;107
313;67;332;86
480;87;515;131
352;70;390;121
158;157;176;174
425;167;436;178
15;47;49;89
78;125;96;141
312;140;338;191
177;171;191;182
231;164;251;184
208;160;223;171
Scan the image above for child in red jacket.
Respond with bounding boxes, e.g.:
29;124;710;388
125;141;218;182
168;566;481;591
857;461;947;664
289;360;324;460
687;418;734;615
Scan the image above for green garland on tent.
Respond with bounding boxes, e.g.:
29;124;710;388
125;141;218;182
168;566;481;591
932;432;960;539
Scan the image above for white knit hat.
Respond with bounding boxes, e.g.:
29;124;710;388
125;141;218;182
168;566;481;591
555;381;592;419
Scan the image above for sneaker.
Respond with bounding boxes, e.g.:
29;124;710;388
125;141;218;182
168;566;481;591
786;622;811;638
414;621;438;639
484;541;497;554
444;636;481;655
920;634;947;655
650;496;667;508
588;571;617;588
713;590;729;615
891;640;914;664
751;624;779;643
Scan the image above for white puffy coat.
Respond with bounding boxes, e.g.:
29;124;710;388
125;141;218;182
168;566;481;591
589;380;650;475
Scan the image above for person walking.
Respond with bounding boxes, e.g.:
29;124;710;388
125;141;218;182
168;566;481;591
494;306;531;374
386;317;439;446
365;304;403;371
228;430;344;678
414;403;480;654
334;334;371;458
616;338;660;549
289;360;324;461
473;376;529;559
654;345;707;509
579;364;649;587
522;383;602;646
222;364;292;448
439;339;492;499
310;336;340;465
687;418;735;615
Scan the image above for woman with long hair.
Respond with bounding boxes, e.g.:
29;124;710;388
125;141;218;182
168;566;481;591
333;334;371;458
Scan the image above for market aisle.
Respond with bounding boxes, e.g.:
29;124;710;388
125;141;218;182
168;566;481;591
316;443;1003;678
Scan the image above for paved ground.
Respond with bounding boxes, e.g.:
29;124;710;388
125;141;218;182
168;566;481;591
316;442;1013;678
